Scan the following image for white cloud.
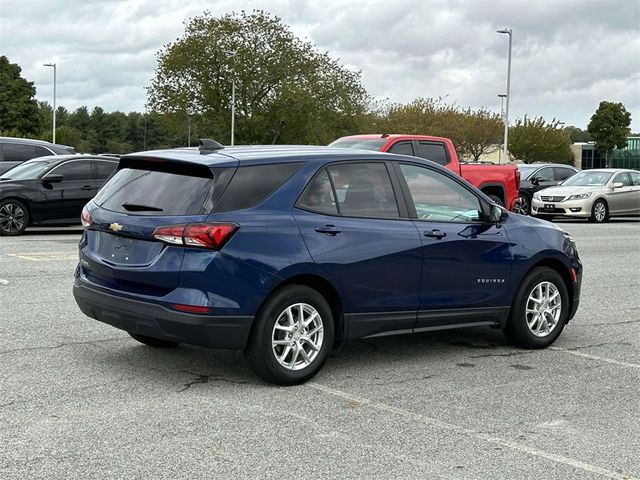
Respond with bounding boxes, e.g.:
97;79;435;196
1;0;638;129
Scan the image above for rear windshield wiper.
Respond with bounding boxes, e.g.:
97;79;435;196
121;202;164;212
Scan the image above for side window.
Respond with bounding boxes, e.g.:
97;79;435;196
215;162;303;212
388;141;414;156
535;167;554;181
3;143;36;162
297;168;338;215
554;167;575;181
34;146;52;158
95;161;118;180
327;163;399;218
399;163;482;222
613;173;632;186
416;142;449;166
50;161;93;181
630;172;640;186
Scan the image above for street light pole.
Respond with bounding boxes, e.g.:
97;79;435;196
43;63;56;144
497;94;507;164
497;28;512;161
231;79;235;146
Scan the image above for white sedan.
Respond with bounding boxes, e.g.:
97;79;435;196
531;168;640;223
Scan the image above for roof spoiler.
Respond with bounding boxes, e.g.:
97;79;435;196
199;138;224;154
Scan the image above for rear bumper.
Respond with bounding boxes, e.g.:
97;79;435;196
73;279;254;350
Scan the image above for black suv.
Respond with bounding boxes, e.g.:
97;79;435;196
0;137;75;175
514;163;579;215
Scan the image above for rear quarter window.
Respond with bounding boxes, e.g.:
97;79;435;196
214;162;303;212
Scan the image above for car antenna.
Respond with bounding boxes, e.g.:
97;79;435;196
199;138;225;154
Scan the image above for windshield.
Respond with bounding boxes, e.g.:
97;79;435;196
562;171;613;186
517;164;539;180
0;160;52;180
329;138;387;151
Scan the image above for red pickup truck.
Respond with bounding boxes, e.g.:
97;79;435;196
330;134;520;210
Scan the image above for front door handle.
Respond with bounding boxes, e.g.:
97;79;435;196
424;229;446;239
80;185;95;191
315;225;342;236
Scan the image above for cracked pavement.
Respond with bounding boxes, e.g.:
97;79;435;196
1;220;639;479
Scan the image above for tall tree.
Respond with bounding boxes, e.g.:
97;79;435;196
563;125;591;143
508;116;573;164
148;10;369;145
587;101;631;157
0;55;42;136
449;108;503;161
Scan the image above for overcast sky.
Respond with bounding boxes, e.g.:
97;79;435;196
1;0;639;130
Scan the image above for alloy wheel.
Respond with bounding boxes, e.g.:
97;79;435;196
0;202;26;234
271;303;324;371
514;196;529;215
525;281;562;337
594;201;606;222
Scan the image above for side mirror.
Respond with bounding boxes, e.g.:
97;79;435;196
41;173;64;184
612;182;624;189
490;204;508;224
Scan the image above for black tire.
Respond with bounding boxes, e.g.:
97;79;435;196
488;194;504;207
0;199;29;236
513;194;531;215
503;267;569;349
129;332;179;348
589;199;609;223
245;285;334;386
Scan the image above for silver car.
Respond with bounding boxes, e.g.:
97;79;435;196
531;168;640;223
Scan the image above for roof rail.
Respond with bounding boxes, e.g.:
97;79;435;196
199;138;224;154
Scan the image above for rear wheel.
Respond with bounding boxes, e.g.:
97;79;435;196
503;267;569;348
487;194;504;207
245;285;334;385
589;199;608;223
129;332;179;348
0;199;29;236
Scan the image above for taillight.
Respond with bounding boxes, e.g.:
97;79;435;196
515;168;521;189
153;223;237;249
81;206;92;228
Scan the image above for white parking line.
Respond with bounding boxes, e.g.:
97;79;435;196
308;382;637;480
6;252;77;261
550;346;640;369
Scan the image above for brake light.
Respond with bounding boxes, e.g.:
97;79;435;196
81;206;92;228
153;223;237;249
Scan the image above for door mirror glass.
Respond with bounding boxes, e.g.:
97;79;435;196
41;173;64;183
490;205;508;224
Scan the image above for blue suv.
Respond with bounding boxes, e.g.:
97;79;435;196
73;141;582;385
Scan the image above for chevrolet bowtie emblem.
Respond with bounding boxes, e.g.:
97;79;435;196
109;223;123;232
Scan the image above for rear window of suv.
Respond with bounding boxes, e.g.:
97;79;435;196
94;168;214;216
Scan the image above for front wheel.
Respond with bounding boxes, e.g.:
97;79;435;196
513;194;531;215
245;285;334;385
503;267;569;349
589;199;608;223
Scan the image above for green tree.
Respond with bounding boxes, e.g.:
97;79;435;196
449;108;503;161
0;55;42;136
148;10;369;145
563;125;591;143
508;116;573;164
587;101;631;157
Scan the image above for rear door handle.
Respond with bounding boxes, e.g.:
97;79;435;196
424;229;446;239
315;225;342;235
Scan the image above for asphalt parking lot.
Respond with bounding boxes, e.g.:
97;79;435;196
1;219;639;479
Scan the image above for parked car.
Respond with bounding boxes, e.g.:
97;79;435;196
514;163;579;215
531;168;640;222
0;155;117;235
73;141;582;385
0;137;75;175
330;134;521;209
